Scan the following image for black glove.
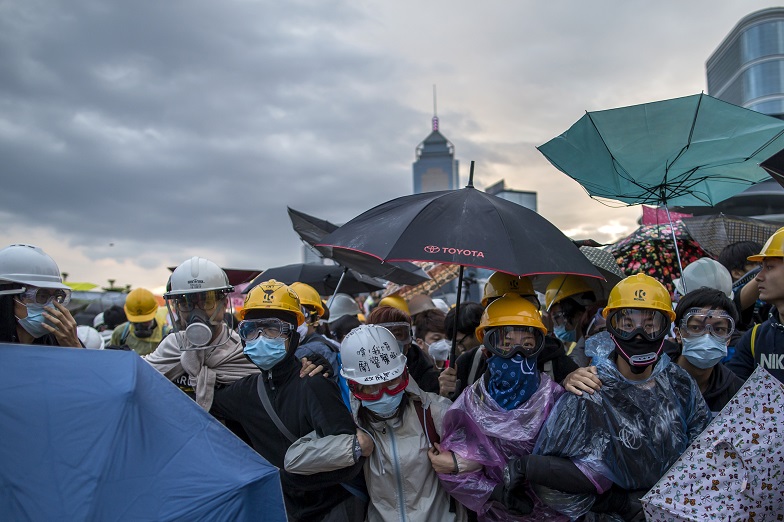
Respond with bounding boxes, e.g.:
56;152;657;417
490;483;533;516
503;456;529;495
590;485;645;521
300;351;333;376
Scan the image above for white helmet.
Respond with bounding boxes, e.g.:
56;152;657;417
328;293;361;324
77;325;105;349
0;244;69;289
164;257;233;296
93;312;106;329
340;324;407;384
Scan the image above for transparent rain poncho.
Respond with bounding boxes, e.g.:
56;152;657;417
437;373;569;521
532;331;712;518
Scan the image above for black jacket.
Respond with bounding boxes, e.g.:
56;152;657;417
726;307;784;384
210;353;364;521
405;343;441;393
702;362;744;413
452;336;578;398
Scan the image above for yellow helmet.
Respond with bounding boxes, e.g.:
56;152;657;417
290;282;325;317
481;272;537;307
602;273;675;321
545;275;594;311
748;226;784;262
240;280;305;325
124;288;158;323
378;295;410;314
475;293;547;343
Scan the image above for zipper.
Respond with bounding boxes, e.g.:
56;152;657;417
267;370;275;391
388;427;407;522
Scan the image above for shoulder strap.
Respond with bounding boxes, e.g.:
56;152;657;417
256;376;296;442
413;399;440;446
467;348;484;386
751;323;761;359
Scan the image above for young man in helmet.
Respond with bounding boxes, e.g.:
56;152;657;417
430;293;569;520
0;244;80;348
144;257;258;411
504;274;711;520
727;227;784;384
544;275;597;366
210;280;372;521
290;282;341;378
110;287;171;355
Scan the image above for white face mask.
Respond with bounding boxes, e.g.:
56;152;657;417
297;322;309;339
681;334;728;369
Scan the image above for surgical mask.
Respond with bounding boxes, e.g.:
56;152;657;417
681;334;727;369
16;303;50;338
362;390;404;417
611;334;664;374
486;354;540;410
244;336;288;370
185;310;214;347
553;324;576;343
297;322;309;339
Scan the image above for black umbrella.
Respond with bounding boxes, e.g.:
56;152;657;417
318;162;603;363
244;263;385;296
288;208;430;286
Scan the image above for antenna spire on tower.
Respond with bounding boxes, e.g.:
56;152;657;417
432;85;439;131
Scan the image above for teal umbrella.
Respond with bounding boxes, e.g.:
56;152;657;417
538;93;784;286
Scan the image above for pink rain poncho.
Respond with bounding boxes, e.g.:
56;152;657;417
437;373;568;521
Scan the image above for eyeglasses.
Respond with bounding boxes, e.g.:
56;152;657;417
349;369;409;401
375;321;412;345
607;308;670;342
483;325;544;359
9;286;72;306
680;308;735;341
169;291;225;312
238;318;293;341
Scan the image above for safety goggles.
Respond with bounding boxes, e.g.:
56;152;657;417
483;326;545;359
550;311;568;326
376;322;413;345
3;286;72;306
237;318;293;341
168;291;226;312
607;308;670;342
349;369;409;401
679;308;735;341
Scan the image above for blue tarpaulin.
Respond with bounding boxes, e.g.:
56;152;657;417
0;344;286;522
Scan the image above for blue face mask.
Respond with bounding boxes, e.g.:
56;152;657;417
362;390;404;418
486;354;540;410
681;334;727;370
17;303;50;338
244;336;288;370
553;324;576;343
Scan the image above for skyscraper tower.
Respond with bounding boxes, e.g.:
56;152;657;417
707;7;784;119
412;87;459;193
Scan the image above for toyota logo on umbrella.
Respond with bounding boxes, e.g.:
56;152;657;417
424;245;441;254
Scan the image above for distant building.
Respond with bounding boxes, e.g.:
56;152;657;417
412;113;459;193
485;179;537;212
707;7;784;118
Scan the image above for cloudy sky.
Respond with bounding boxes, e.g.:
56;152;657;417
1;0;776;291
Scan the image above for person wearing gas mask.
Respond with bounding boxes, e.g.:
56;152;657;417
210;280;371;521
110;287;171;355
504;274;711;521
0;244;80;348
429;294;569;521
144;257;258;411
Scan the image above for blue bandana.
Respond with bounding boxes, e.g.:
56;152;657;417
486;354;540;410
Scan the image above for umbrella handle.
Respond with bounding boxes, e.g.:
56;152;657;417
327;268;350;308
706;439;750;496
449;266;465;367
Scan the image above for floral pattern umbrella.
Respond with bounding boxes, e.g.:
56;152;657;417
607;222;708;296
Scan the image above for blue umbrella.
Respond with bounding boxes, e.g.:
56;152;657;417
538;93;784;286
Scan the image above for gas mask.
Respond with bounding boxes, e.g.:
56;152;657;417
607;308;670;375
133;319;157;338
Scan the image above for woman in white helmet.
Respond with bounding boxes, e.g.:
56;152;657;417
144;257;259;411
286;324;465;521
0;244;80;347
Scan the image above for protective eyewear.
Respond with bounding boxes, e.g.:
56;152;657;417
550;311;567;325
349;369;409;401
607;308;670;342
680;308;735;341
483;326;544;359
170;291;225;312
237;318;292;341
376;322;413;345
3;286;72;306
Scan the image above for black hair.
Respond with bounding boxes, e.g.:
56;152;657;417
674;287;739;327
103;305;128;329
329;314;361;343
556;297;587;325
444;301;484;339
718;241;762;273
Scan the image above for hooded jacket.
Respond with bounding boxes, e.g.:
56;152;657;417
726;307;784;384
